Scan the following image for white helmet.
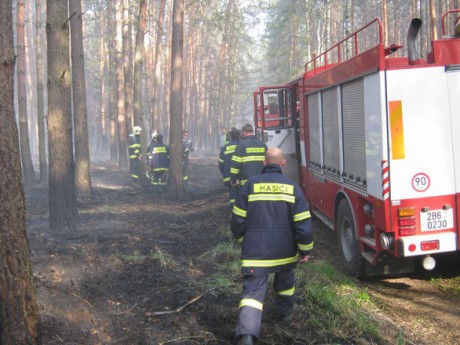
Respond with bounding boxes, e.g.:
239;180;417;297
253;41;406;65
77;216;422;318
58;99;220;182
151;131;158;140
132;126;143;135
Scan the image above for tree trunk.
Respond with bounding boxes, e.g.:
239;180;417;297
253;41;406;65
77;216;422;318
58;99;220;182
36;0;48;183
0;1;41;343
17;0;36;185
169;0;185;197
116;0;128;168
98;3;108;154
70;0;93;200
108;1;118;162
429;0;437;40
133;0;147;129
162;0;173;137
123;0;134;130
47;0;78;232
153;0;166;134
382;0;388;45
133;0;148;184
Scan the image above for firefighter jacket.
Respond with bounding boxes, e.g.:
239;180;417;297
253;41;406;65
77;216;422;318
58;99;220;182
128;134;142;160
148;143;170;172
218;139;240;186
230;135;267;186
183;138;194;156
231;164;313;273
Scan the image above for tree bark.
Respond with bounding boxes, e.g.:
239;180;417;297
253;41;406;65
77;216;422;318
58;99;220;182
123;0;134;130
70;0;93;200
153;0;166;134
98;3;108;153
17;0;37;185
133;0;147;129
382;0;388;45
0;1;41;343
429;0;437;40
36;0;48;183
108;1;119;162
133;0;148;184
47;0;78;232
169;0;185;197
116;0;128;168
162;0;173;137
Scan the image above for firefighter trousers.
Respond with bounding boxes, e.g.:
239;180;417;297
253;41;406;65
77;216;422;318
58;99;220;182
130;158;141;182
227;185;239;209
236;268;296;339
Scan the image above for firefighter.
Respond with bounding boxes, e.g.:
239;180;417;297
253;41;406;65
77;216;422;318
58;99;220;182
182;130;194;186
218;127;241;208
231;147;313;345
230;123;267;189
148;133;169;193
220;126;228;150
128;126;143;185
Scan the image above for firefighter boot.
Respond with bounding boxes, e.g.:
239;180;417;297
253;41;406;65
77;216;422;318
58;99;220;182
279;303;297;323
237;334;254;345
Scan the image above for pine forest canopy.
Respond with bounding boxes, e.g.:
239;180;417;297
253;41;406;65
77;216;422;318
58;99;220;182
16;0;457;166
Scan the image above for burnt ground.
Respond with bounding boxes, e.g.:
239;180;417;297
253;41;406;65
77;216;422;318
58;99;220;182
25;152;460;345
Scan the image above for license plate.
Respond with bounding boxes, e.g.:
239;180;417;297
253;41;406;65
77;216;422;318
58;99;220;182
420;209;454;231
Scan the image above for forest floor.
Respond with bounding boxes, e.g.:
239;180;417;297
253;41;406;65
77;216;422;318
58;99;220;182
25;151;460;345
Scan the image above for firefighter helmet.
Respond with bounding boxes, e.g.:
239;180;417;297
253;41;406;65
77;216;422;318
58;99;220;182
132;126;143;135
151;131;158;140
156;134;163;143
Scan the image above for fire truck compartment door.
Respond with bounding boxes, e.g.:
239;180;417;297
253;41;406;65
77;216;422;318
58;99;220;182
447;68;460;193
385;67;455;200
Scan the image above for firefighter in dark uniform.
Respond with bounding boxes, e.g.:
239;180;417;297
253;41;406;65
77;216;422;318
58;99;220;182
231;147;313;345
230;123;267;189
219;127;241;208
128;126;143;184
182;130;194;186
148;133;169;193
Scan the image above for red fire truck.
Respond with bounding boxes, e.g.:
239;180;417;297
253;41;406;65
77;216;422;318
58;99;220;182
254;10;460;277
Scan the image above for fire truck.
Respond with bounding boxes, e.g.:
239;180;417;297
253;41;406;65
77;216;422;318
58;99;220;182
253;10;460;277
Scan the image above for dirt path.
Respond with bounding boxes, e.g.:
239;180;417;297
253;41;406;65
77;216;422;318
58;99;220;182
25;152;460;344
312;213;460;345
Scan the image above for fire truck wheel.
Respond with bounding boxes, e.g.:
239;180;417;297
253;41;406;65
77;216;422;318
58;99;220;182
336;199;365;278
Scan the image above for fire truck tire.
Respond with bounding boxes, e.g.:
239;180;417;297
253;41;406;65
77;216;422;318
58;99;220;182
336;199;365;278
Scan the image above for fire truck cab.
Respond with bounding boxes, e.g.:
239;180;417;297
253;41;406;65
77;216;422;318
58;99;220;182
253;83;301;183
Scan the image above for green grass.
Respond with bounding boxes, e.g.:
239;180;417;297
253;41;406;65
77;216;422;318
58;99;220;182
429;275;460;297
199;226;393;344
118;247;177;268
296;260;380;341
198;240;241;294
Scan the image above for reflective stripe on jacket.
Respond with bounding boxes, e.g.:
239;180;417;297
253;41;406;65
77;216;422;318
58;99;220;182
231;164;313;271
128;134;142;159
149;143;170;171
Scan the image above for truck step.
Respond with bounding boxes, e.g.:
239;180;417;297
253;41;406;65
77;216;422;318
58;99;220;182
361;251;376;264
360;236;376;249
311;209;334;230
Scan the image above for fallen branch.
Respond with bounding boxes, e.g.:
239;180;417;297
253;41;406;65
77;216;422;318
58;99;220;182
63;288;95;308
146;286;220;316
111;303;138;316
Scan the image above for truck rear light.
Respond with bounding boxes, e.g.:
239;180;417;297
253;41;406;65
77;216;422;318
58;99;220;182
421;240;439;251
398;216;416;226
408;244;417;252
399;226;416;236
398;207;415;217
